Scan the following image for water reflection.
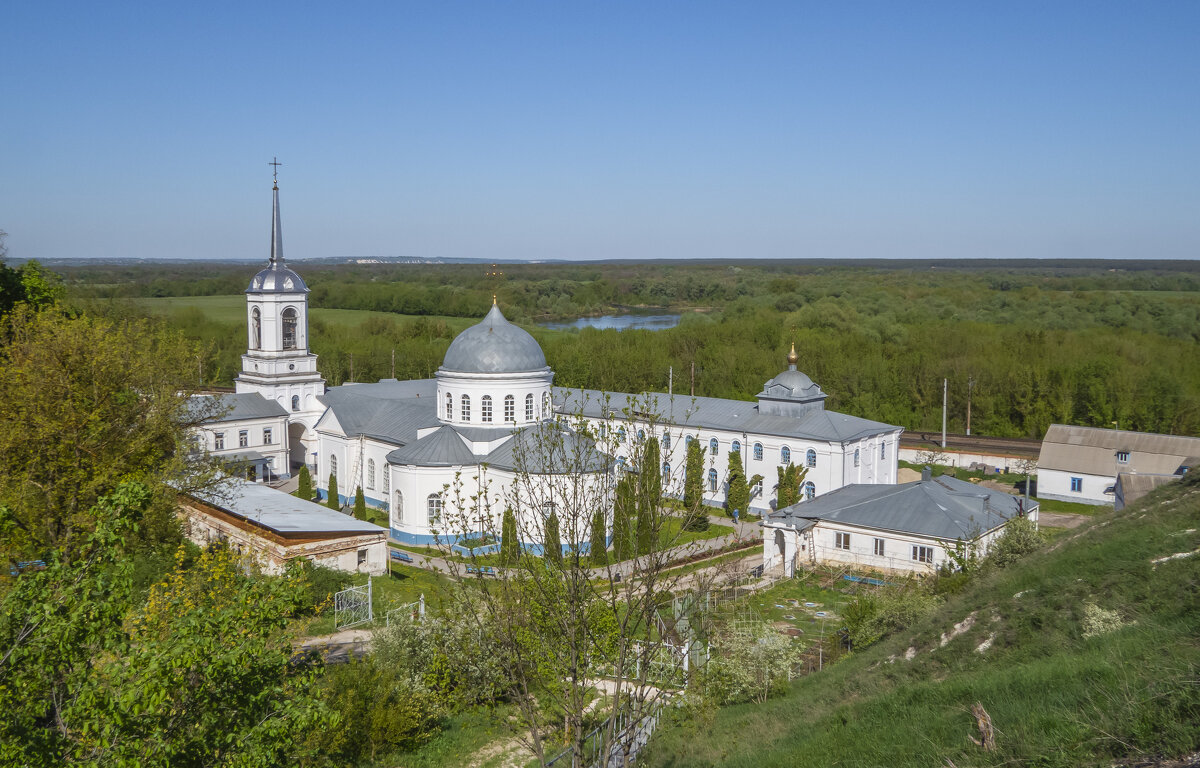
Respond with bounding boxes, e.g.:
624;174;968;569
539;314;682;332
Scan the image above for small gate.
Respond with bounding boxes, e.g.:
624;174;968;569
334;576;374;630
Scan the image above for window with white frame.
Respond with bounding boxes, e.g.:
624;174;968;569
214;432;225;450
753;443;763;460
854;448;860;467
504;395;515;422
427;493;443;524
732;439;741;454
881;442;886;460
874;538;885;557
806;448;816;468
662;462;670;482
263;427;273;445
461;394;471;422
330;455;338;481
382;466;390;501
912;545;934;563
708;468;718;493
481;395;492;423
1116;450;1130;464
752;478;762;496
638;429;646;442
291;394;300;412
617;426;626;443
541;501;557;519
835;532;850;550
542;392;550;417
238;430;248;448
781;446;791;464
525;393;534;421
803;481;815;501
662;432;670;450
393;491;404;525
366;459;376;490
709;438;718;454
445;393;453;420
1070;477;1083;492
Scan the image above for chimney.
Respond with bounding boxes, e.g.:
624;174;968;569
922;466;932;482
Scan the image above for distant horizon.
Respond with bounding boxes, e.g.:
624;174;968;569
3;2;1199;263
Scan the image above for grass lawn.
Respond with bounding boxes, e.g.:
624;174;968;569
659;515;733;547
302;561;456;637
372;705;524;768
730;573;857;644
1031;495;1105;515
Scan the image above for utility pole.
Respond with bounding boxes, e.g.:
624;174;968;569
941;378;948;449
391;348;395;379
690;361;695;397
966;375;974;436
349;352;354;383
668;366;673;397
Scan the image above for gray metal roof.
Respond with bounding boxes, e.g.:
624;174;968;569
246;185;309;294
317;380;440;444
555;388;899;443
440;304;549;374
768;475;1033;541
483;422;612;474
190;479;385;536
386;426;477;466
756;366;827;402
1038;424;1200;476
189;392;288;423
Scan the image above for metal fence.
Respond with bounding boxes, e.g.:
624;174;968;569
333;576;373;630
385;594;426;627
546;698;666;768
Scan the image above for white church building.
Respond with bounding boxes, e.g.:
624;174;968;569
196;178;904;552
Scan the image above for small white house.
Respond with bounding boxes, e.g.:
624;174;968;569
763;472;1037;576
190;392;291;482
1038;424;1199;506
179;479;388;575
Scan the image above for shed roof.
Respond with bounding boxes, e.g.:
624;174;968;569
188;479;385;536
189;392;288;423
1038;424;1200;476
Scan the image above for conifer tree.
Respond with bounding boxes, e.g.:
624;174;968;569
589;509;608;566
726;450;749;518
636;438;661;554
353;486;366;519
294;464;313;501
544;510;562;566
612;473;635;561
500;507;519;565
682;439;709;531
326;472;339;511
775;463;808;509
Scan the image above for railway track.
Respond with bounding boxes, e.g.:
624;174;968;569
900;431;1041;458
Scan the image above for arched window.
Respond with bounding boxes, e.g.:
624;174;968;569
461;394;471;422
708;468;718;493
504;395;515;422
251;307;261;349
637;429;646;442
481;395;493;423
617;426;626;443
366;459;376;490
686;435;694;446
781;446;791;464
662;462;671;482
854;448;860;467
732;439;741;454
330;455;338;482
881;443;886;460
709;438;719;455
281;307;298;350
617;456;627;469
427;493;443;524
445;393;453;420
806;449;817;468
542;392;551;417
541;501;557;519
753;443;763;461
291;394;300;412
598;423;607;439
661;433;670;450
392;491;404;526
525;393;534;421
382;466;390;501
804;481;816;501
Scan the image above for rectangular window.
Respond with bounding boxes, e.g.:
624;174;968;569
873;538;885;557
1116;450;1130;464
835;532;850;550
912;545;934;563
214;432;225;450
1070;476;1083;492
357;549;367;567
263;427;273;445
238;430;248;448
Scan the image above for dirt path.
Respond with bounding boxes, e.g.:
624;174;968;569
1039;511;1089;529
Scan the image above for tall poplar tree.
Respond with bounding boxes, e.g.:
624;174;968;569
726;449;749;518
636;437;662;555
353;486;366;519
612;472;635;561
589;509;608;566
500;507;519;565
682;439;709;531
544;510;562;566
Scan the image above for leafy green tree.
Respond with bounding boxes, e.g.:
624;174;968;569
775;463;808;509
0;231;63;319
294;464;313;501
499;507;519;565
327;472;340;511
726;450;749;518
0;308;216;561
353;486;367;519
544;509;562;566
589;508;608;565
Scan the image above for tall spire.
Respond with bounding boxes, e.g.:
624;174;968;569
269;158;284;265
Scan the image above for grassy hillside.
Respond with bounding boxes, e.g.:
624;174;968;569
647;476;1200;767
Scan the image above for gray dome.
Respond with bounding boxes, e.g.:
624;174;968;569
759;366;826;402
246;262;309;294
441;304;548;374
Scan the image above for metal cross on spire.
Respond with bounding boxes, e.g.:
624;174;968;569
485;264;505;303
269;157;282;185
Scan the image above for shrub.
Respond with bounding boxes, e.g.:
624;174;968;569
988;517;1046;568
842;584;942;651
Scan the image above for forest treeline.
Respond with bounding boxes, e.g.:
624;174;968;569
66;260;1200;439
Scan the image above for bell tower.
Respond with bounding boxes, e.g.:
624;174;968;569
235;172;325;415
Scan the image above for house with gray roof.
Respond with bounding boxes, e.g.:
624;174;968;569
1037;424;1199;505
189;392;290;482
763;471;1038;576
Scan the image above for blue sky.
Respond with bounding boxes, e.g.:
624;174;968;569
3;1;1198;262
